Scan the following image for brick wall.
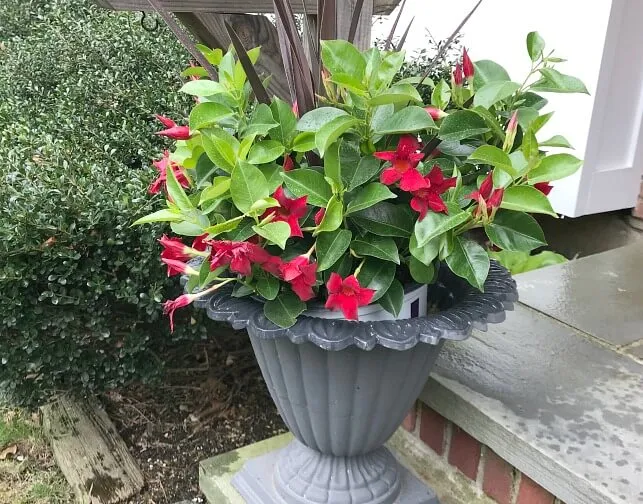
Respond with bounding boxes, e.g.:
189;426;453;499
402;402;563;504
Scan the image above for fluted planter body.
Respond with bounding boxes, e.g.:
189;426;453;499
195;262;518;504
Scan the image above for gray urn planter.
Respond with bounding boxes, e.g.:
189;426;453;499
194;262;518;504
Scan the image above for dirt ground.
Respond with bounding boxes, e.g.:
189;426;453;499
102;327;286;503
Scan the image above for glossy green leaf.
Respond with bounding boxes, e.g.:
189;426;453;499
485;210;546;252
269;98;297;145
297;107;348;132
409;257;435;283
202;128;239;172
281;169;332;207
529;153;583;183
375;50;406;90
257;274;280;300
414;202;470;246
540;135;573;149
356;258;396;302
189;102;234;130
203;215;243;236
473;80;520;108
350;202;413;237
230;160;269;213
409;233;440;266
438;110;490;142
345;183;397;215
445;236;490;291
531;68;589;94
471;106;506;141
373;106;435;135
473;60;511;88
526;31;546;62
321;40;367;80
529;111;554;133
369;83;423;106
379;279;404;317
165;163;193;211
521;129;539;160
245;103;279;137
315;115;360;157
316;195;343;233
132;209;183;225
292;132;316;152
431;79;451;110
247;140;285;164
351;235;400;264
264;291;306;328
324;141;342;188
180;79;226;96
343;153;380;192
252;221;291;249
258;163;283;192
316;229;352;271
468;145;516;176
199;177;231;205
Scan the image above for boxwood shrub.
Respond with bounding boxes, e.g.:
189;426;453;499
0;0;217;404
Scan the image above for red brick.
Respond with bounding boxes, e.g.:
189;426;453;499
482;449;514;504
402;404;417;432
517;475;555;504
448;426;481;480
419;405;447;455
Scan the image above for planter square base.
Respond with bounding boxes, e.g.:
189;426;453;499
200;433;439;504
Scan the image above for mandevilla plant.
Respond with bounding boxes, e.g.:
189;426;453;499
135;31;587;329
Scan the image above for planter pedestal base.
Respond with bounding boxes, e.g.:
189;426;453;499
200;433;439;504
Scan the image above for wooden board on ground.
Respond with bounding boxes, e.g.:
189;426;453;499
41;396;144;504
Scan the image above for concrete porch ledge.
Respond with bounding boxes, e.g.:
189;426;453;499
417;243;643;504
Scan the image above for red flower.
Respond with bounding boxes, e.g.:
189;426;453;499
292;100;299;118
191;234;210;252
314;208;325;226
325;273;375;320
534;182;553;196
283;155;295;172
452;63;464;86
149;151;190;194
209;240;269;276
261;186;308;238
424;106;448;121
159;235;194;261
261;255;284;277
161;257;198;277
155;114;191;140
163;294;195;332
465;172;505;218
280;256;318;301
462;48;474;80
410;166;457;219
375;135;427;192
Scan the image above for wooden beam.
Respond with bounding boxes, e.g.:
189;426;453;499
95;0;400;15
336;0;373;50
41;397;144;504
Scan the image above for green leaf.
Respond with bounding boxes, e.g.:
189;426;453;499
369;83;423;106
316;195;343;233
292;132;316;152
202;128;239;172
522;129;539;160
199;177;231;205
321;40;366;81
171;220;206;236
247;196;280;216
133;208;183;225
230;160;269;213
252;221;291;249
485;210;546;252
409;233;440;266
378;279;404;317
247;140;285;164
414;202;470;246
316;229;352;271
409;257;435;283
264;291;306;328
345;183;397;215
375;50;406;90
189;102;234;130
515;107;539;131
473;60;511;88
373;106;435;135
203;216;243;236
351;235;399;264
315;115;360;157
330;73;368;94
258;163;283;193
269;98;297;145
281;169;332;207
529;153;583;183
468;145;516;176
439;110;490;142
297;107;347;132
165;163;193;211
370;104;395;133
526;32;546;62
180;79;226;96
257;274;280;300
445;236;490;291
356;258;396;302
529;111;554;133
471;106;506;141
324;141;342;188
245;103;278;137
343;154;380;192
473;81;520;108
531;68;589;94
540;135;573;148
350;202;413;237
431;79;451;110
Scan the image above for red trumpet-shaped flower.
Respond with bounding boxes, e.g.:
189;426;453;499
149;151;190;195
452;62;464;87
158;234;207;264
209;240;270;276
154;114;191;140
191;234;210;252
314;208;325;226
424;106;448;121
410;166;457;219
161;257;199;277
465;172;505;218
462;48;475;80
280;256;318;301
375;135;427;192
534;181;553;196
163;293;195;332
283;155;295;172
261;186;308;238
324;273;375;321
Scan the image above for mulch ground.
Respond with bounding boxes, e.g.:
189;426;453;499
101;326;286;504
